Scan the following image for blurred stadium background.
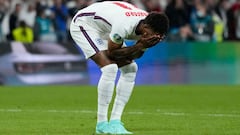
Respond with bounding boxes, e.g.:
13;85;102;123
1;0;240;85
1;0;240;134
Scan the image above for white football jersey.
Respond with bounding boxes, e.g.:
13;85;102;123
72;1;148;44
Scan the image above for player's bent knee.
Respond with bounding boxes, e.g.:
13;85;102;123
100;64;118;80
120;62;138;74
120;62;137;82
101;64;118;73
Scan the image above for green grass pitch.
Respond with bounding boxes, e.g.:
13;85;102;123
0;85;240;135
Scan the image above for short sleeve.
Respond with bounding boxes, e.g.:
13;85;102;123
109;23;128;45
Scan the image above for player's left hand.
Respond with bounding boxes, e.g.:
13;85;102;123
137;34;164;49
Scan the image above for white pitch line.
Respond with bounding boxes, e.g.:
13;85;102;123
161;112;187;116
0;109;239;118
200;113;240;117
0;109;22;112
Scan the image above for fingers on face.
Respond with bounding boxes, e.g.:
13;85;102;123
148;36;160;45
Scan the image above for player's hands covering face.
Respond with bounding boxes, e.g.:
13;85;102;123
137;34;164;48
140;35;159;48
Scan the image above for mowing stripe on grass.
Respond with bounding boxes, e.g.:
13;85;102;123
0;108;239;118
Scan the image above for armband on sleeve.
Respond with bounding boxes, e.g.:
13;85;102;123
109;33;124;44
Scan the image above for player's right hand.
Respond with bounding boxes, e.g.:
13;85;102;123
137;35;161;49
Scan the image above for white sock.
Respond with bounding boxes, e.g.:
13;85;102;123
97;64;118;123
110;62;137;121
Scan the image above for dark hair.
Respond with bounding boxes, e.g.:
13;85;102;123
143;12;169;35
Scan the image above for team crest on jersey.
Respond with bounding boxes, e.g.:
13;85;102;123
113;34;123;44
95;38;104;45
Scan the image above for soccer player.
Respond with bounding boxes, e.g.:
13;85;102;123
70;1;169;134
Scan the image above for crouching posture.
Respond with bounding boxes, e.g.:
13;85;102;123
70;1;169;134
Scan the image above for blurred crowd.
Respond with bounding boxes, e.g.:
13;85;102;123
0;0;240;45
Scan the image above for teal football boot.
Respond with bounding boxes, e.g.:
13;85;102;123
108;120;133;134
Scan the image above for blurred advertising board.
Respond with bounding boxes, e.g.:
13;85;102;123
88;41;240;85
0;42;89;85
2;41;240;85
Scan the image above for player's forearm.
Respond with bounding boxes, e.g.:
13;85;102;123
108;44;144;61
